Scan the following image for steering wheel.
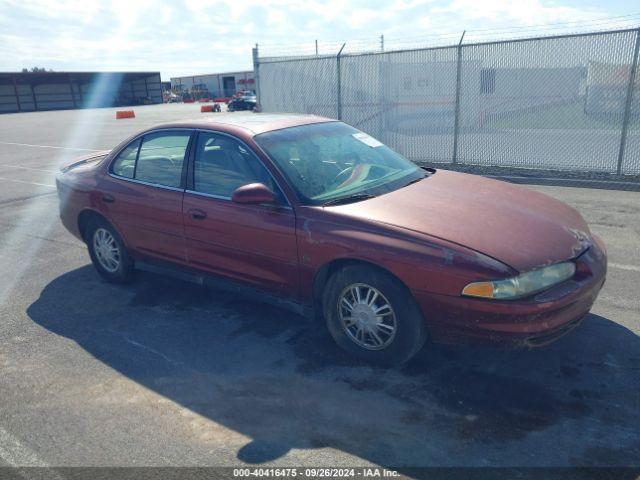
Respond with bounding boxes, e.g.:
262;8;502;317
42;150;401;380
331;165;355;188
168;158;178;167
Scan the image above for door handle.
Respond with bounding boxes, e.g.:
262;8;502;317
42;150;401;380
188;208;207;220
102;194;115;203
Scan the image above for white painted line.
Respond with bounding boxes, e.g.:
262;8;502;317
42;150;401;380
609;262;640;273
0;141;101;152
0;164;58;173
121;333;186;367
0;177;55;188
0;426;48;467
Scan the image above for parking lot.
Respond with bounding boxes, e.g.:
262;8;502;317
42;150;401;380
0;104;639;471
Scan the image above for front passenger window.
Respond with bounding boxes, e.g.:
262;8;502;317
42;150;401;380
135;131;191;188
193;132;279;199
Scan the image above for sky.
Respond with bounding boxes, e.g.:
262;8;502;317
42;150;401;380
0;0;638;80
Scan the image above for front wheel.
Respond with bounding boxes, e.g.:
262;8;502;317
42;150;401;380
323;265;427;366
86;217;135;283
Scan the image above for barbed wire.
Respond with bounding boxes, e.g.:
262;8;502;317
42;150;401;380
257;12;640;60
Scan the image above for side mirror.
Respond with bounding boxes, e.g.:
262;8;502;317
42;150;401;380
231;183;276;205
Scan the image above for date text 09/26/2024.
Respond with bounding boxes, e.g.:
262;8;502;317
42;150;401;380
233;468;400;477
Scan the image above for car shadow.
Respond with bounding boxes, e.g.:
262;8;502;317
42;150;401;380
27;266;640;473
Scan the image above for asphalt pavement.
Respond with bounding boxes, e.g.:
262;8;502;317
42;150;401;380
0;104;638;472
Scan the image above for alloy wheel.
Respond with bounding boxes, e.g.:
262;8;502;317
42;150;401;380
93;228;121;273
337;283;397;350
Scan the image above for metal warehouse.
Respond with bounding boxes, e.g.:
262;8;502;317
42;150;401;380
170;70;254;98
0;71;162;113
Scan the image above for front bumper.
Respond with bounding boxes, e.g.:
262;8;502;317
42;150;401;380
413;238;607;347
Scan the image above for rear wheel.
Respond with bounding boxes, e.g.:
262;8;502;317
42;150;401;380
86;217;134;283
323;265;427;366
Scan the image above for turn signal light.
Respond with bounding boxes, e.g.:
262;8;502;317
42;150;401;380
461;282;495;298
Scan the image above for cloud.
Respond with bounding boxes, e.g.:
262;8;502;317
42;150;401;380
431;0;603;24
160;6;173;26
348;8;379;28
0;0;620;78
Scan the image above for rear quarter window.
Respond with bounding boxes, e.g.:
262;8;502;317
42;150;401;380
111;139;140;178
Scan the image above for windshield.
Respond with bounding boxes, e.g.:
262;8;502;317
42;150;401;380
254;122;425;205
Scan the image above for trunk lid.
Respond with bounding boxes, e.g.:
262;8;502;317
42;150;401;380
59;150;110;173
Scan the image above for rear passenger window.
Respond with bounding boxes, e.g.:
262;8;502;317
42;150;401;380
111;139;140;178
135;131;191;188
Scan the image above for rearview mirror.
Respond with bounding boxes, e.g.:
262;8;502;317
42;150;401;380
231;183;276;205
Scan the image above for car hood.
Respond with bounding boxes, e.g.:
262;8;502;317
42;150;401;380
329;170;592;272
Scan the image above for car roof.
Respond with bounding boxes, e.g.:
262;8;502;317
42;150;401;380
153;113;335;136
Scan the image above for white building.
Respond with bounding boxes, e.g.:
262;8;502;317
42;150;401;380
170;70;255;98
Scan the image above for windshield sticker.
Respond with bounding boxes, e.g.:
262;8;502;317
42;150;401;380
352;132;383;148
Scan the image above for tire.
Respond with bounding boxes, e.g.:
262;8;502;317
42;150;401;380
323;264;427;366
85;217;135;283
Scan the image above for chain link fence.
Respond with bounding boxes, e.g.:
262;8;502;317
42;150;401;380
254;28;640;176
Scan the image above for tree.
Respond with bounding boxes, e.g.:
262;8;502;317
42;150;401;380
21;67;53;73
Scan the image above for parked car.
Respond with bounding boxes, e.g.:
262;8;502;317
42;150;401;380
164;92;180;103
227;95;257;112
56;115;607;365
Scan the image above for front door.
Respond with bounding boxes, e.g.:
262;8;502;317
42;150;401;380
182;131;299;297
104;129;192;263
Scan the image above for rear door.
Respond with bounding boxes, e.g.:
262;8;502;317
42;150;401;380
103;129;193;264
182;131;299;297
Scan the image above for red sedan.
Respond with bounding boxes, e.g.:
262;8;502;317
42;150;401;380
56;115;607;365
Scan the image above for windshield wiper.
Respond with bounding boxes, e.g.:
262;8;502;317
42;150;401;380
403;176;425;187
322;193;376;206
402;169;433;188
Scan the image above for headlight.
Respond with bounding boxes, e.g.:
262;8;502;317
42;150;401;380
461;262;576;300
